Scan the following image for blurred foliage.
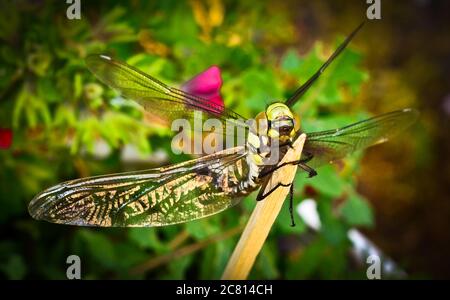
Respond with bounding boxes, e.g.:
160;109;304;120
0;0;386;280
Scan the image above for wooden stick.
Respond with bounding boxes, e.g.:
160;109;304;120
221;134;307;280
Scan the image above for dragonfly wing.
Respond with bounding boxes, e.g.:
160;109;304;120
28;147;251;227
302;108;419;169
85;55;248;137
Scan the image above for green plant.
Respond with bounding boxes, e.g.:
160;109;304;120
0;0;372;279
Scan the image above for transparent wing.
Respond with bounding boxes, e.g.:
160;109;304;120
86;55;248;138
302;108;419;168
28;147;251;227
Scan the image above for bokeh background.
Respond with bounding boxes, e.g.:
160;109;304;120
0;0;449;279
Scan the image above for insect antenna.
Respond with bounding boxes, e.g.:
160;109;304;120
285;22;364;108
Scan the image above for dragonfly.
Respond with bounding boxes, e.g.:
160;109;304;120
28;23;418;227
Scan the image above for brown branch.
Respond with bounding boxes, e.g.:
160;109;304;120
130;225;243;275
167;229;190;250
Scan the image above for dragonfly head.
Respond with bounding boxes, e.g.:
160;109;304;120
266;103;300;142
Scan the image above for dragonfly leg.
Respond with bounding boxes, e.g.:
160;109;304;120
259;159;301;178
259;153;314;179
297;162;317;178
256;182;292;201
289;184;296;227
300;151;313;163
286;140;294;149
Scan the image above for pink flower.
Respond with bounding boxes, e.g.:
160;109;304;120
181;66;224;114
0;128;12;149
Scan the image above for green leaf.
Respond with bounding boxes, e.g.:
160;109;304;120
38;77;62;103
164;254;194;279
254;243;280;279
281;49;302;73
73;73;83;99
77;230;116;268
185;218;219;240
317;198;348;245
275;196;307;234
340;193;374;227
240;68;282;111
308;165;347;198
199;244;216;279
0;254;27;280
128;228;168;253
113;243;149;273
